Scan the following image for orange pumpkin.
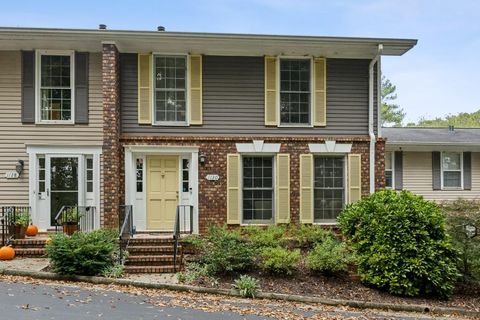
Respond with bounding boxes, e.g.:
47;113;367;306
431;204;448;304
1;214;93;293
26;224;38;237
0;246;15;260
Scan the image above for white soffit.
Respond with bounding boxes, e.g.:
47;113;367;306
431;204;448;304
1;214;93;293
236;140;281;153
309;141;352;153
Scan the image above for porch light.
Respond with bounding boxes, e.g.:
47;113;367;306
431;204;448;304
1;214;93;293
199;153;207;166
15;160;24;175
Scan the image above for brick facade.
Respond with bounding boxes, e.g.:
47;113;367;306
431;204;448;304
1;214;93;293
102;43;121;228
120;136;385;233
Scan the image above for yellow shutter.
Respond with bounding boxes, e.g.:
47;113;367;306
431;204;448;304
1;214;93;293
299;154;314;224
275;154;290;224
189;55;203;125
348;154;362;203
138;54;152;124
313;58;326;126
264;56;277;126
226;154;241;224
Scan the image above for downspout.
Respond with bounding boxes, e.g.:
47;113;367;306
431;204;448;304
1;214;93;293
369;44;383;194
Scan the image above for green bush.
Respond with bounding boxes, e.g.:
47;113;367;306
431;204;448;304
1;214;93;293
177;262;217;286
243;225;287;247
443;199;480;281
338;190;459;298
233;275;260;298
289;224;333;248
307;237;352;274
198;225;256;274
46;229;119;276
260;247;300;275
101;263;124;278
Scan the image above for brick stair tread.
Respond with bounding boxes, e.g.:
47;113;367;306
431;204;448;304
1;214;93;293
126;255;180;262
124;266;179;273
127;245;179;252
13;248;46;256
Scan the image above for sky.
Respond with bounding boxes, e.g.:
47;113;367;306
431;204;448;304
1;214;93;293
1;0;479;124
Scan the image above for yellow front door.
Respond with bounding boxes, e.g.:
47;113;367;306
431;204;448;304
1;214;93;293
146;156;179;230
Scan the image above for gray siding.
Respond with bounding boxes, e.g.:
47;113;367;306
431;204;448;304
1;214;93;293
121;54;375;136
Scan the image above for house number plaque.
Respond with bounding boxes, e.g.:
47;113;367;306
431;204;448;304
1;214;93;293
206;174;220;181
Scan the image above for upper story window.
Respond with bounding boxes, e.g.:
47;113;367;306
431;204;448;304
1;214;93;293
280;58;311;125
442;152;462;189
385;151;394;189
154;56;187;125
37;51;74;123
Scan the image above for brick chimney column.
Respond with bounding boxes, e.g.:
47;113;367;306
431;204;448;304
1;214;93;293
102;42;121;228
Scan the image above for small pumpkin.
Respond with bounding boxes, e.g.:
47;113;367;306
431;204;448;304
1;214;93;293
45;238;53;245
26;224;39;237
0;246;15;260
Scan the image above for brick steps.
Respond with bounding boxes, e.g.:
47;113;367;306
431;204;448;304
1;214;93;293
127;245;177;255
13;248;46;257
125;255;181;266
124;265;180;273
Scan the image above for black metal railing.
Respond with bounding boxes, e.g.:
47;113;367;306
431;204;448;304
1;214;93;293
54;206;96;234
118;205;134;264
1;206;31;246
173;205;194;272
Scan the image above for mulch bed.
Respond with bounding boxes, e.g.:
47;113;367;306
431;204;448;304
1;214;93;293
192;267;480;312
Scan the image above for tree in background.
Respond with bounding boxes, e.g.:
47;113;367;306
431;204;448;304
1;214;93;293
381;76;405;127
406;110;480;127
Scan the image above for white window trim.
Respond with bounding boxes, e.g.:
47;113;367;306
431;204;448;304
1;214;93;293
441;151;464;190
236;140;281;153
312;154;347;225
385;151;395;189
35;50;75;124
277;56;314;128
151;53;189;127
240;154;276;226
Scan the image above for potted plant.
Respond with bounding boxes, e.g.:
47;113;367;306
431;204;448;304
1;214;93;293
9;212;30;239
62;207;82;236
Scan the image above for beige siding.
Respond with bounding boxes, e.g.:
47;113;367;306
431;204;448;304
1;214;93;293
0;51;103;206
403;152;480;201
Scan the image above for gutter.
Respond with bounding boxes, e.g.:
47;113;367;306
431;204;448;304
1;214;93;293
369;44;383;194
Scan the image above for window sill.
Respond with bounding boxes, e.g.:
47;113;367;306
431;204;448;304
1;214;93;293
313;221;337;225
35;121;75;125
152;122;189;127
440;187;464;191
278;124;313;128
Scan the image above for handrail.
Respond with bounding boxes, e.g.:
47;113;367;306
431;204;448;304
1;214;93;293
119;205;134;264
54;206;96;234
1;206;31;245
173;205;194;272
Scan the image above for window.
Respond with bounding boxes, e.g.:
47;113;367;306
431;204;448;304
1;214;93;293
85;156;93;193
242;157;274;224
38;156;45;193
280;59;311;125
38;51;74;122
154;56;187;124
385;151;393;189
182;159;190;192
314;156;345;223
136;158;143;192
442;152;462;188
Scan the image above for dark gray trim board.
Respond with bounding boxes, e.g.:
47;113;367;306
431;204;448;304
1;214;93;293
394;151;403;190
432;151;441;190
75;52;89;124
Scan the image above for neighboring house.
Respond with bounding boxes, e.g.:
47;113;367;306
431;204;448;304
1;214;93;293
383;126;480;201
0;27;417;233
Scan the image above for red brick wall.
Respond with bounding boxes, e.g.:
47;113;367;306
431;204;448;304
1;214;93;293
118;136;385;233
102;43;121;228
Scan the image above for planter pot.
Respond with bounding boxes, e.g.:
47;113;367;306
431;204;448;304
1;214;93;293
63;223;78;236
12;225;26;239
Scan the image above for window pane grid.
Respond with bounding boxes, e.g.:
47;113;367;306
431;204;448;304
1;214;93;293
136;158;143;192
40;54;72;121
242;157;274;223
442;152;462;188
154;56;187;123
280;59;310;125
86;156;93;193
314;156;345;222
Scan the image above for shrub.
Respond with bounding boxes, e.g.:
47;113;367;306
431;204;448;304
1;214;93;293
307;237;352;274
338;190;459;298
177;262;217;286
101;263;124;278
260;247;300;275
243;225;287;248
46;229;119;276
289;224;334;248
198;225;256;274
233;275;260;298
443;199;480;281
181;234;206;253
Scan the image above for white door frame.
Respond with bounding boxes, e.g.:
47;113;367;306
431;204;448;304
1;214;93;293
26;145;102;231
124;145;199;234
